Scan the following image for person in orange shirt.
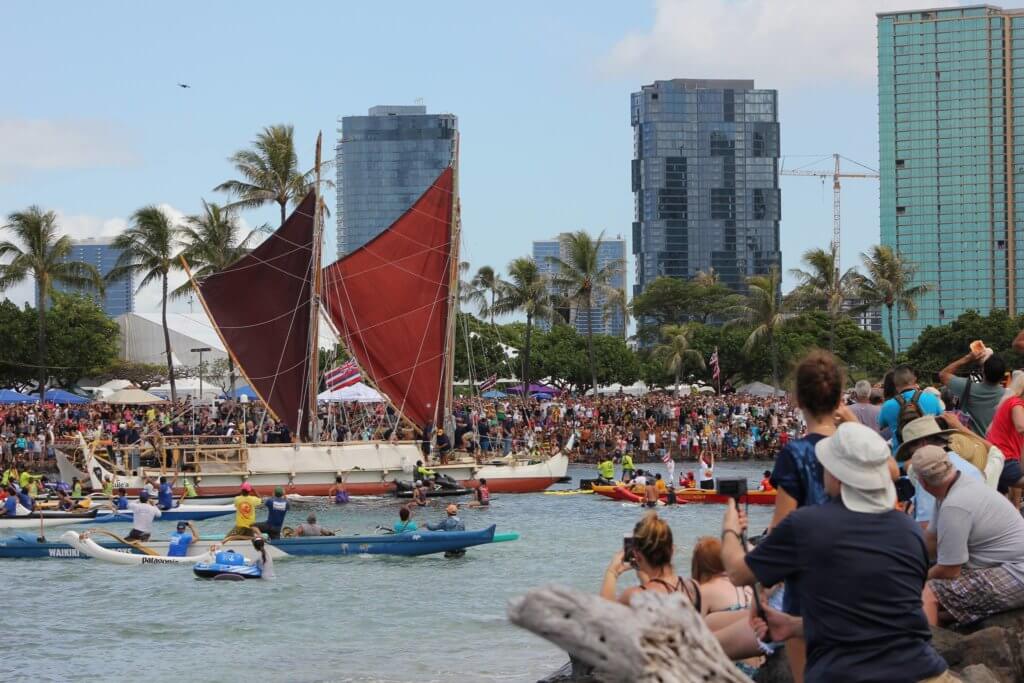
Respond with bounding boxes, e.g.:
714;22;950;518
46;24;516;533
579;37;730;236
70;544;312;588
759;470;775;492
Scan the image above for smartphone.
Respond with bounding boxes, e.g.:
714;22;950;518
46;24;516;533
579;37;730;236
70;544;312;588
623;534;636;566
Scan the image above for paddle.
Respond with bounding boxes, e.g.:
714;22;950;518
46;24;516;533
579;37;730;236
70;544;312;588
83;528;160;556
492;532;520;543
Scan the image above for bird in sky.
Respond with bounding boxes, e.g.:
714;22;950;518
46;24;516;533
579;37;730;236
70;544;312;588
177;82;191;89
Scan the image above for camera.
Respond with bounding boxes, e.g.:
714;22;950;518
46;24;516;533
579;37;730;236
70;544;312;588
716;477;747;501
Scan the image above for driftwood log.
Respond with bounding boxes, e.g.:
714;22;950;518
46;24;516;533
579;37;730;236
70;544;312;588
508;585;751;683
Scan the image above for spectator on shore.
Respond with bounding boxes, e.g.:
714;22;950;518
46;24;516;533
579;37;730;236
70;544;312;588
848;380;881;434
879;365;943;449
939;349;1005;437
915;445;1024;626
722;422;948;683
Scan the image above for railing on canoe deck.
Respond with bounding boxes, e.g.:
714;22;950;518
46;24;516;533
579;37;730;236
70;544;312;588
82;434;249;478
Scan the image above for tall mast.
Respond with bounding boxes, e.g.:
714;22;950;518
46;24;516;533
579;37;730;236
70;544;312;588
307;132;324;442
441;134;461;429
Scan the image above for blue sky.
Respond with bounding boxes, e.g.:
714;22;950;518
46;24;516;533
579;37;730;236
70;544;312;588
0;0;979;314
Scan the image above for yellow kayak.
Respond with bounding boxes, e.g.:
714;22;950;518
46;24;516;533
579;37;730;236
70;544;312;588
543;489;595;496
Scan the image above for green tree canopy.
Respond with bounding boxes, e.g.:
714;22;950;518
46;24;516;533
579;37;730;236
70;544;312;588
45;293;119;388
904;309;1024;384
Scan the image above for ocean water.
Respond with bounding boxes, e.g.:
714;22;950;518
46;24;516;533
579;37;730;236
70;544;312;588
4;462;774;683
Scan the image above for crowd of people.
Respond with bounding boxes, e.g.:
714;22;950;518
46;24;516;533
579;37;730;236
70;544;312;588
600;333;1024;683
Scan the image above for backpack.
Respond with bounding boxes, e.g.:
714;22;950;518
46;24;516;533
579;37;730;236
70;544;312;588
895;389;924;441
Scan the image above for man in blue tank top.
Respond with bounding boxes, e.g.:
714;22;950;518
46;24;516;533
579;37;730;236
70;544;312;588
167;521;198;557
157;476;175;510
256;487;289;539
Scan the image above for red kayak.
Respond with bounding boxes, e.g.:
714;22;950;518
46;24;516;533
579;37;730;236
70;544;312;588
592;484;777;506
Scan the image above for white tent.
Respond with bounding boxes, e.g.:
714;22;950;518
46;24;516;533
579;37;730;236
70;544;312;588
588;381;650;397
104;388;166;405
318;382;384;403
149;378;223;401
737;381;787;397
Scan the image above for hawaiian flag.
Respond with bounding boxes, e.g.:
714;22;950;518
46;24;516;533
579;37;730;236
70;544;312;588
710;347;720;381
325;360;361;390
479;374;498;392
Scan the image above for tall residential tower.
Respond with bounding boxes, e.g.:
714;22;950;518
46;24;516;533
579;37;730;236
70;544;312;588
49;238;133;316
878;5;1024;350
631;79;781;297
336;105;457;256
533;234;627;337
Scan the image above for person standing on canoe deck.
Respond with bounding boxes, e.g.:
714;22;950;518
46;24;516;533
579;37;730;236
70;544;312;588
157;476;175;510
620;452;635;482
468;478;490;508
329;475;349;504
126;491;161;542
167;521;199;557
393;506;417;533
426;504;465;531
228;482;262;537
412;480;429;506
256;487;289;539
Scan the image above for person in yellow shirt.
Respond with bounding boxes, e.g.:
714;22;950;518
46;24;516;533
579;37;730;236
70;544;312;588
228;482;262;537
654;473;668;494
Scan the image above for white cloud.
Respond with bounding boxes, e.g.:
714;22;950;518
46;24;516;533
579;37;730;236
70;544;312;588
0;119;137;181
600;0;954;87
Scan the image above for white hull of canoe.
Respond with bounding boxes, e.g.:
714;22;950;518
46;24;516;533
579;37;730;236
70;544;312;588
59;530;285;563
0;510;98;530
474;453;569;482
85;442;474;496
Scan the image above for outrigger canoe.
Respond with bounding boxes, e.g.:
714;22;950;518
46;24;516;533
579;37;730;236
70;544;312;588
0;525;519;560
591;484;777;506
92;504;235;524
61;531;216;565
0;508;102;530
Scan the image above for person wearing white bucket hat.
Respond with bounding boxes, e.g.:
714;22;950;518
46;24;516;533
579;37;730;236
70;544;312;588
721;422;948;683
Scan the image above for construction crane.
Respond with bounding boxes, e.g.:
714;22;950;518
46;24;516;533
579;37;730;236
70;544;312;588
780;153;880;272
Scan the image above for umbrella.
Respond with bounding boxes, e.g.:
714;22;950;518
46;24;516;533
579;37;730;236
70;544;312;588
0;389;35;404
531;392;553;400
31;389;89;404
103;388;167;405
481;390;507;399
220;385;258;401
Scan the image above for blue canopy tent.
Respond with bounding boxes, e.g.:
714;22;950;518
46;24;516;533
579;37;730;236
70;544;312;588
32;389;89;404
0;389;35;404
481;390;507;399
220;385;258;401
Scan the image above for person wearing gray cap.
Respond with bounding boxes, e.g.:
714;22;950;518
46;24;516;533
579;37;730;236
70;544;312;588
915;445;1024;626
720;422;948;683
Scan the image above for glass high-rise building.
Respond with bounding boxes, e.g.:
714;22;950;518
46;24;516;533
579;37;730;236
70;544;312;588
336;105;457;256
532;234;627;337
631;79;781;297
49;238;133;316
878;5;1024;351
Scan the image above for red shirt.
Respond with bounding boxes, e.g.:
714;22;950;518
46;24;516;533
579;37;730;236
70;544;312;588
986;396;1024;462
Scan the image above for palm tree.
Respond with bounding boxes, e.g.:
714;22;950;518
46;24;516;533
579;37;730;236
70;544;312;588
462;265;503;326
548;231;625;392
788;245;860;352
214;124;320;227
656;324;705;395
857;244;932;364
108;207;183;402
0;207;103;399
490;257;554;392
729;267;785;389
602;287;630;339
175;200;260;396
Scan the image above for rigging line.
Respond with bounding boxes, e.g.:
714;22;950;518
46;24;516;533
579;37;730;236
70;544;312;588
200;244;311;282
332;297;446;337
330;238;453;286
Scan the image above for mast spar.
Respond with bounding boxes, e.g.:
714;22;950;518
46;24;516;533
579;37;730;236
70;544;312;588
307;132;324;442
442;134;461;433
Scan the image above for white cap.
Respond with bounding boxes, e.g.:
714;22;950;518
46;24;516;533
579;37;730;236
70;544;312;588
815;422;896;514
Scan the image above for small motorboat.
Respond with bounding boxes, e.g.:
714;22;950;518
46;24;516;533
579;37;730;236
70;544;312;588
60;530;214;565
193;550;262;579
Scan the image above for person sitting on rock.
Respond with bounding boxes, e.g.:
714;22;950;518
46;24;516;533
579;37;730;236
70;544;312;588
914;445;1024;626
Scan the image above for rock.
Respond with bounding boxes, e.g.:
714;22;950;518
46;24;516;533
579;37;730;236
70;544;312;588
957;627;1020;683
752;651;793;683
958;664;1002;683
930;625;964;668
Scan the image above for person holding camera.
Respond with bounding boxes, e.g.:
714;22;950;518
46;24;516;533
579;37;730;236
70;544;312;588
601;511;698;605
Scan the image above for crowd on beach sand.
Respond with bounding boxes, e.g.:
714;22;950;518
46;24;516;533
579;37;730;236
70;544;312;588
600;331;1024;683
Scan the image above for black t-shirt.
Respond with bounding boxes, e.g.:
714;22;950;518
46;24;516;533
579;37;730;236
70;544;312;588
745;499;946;683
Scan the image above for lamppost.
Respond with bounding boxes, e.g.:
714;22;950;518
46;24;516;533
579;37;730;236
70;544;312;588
190;347;211;435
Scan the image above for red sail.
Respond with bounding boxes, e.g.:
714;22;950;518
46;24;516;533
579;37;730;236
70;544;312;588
196;192;315;438
323;167;453;428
